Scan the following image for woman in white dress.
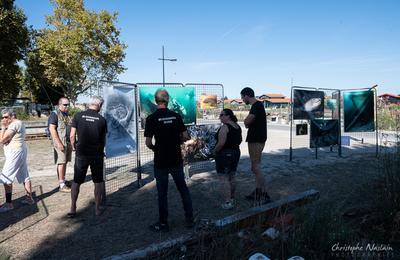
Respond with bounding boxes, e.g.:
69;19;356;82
0;109;34;212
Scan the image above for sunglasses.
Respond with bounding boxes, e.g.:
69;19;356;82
2;116;9;119
62;103;70;107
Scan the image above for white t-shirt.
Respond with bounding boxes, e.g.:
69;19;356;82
4;120;26;151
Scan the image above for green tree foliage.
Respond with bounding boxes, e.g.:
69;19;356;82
37;0;126;103
0;0;29;99
23;29;64;105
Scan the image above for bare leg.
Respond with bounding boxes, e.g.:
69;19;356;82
94;182;105;215
218;175;231;202
57;163;67;184
251;162;266;191
228;173;236;199
24;180;32;197
70;182;80;214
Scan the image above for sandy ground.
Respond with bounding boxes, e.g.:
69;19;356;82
0;127;386;259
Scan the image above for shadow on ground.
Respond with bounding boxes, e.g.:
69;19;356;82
21;143;384;259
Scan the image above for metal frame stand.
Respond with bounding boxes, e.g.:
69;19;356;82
289;86;342;161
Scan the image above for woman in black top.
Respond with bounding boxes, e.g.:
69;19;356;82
213;109;242;209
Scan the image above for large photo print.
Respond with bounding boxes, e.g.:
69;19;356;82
102;85;137;158
343;90;374;132
293;89;325;120
310;119;339;148
139;86;196;128
181;124;220;164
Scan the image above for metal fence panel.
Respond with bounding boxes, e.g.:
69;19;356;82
98;80;139;193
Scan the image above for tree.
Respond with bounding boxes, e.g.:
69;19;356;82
37;0;126;103
23;29;64;105
0;0;29;99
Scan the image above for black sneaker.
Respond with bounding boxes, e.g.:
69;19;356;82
244;189;257;201
149;222;170;232
185;217;195;228
262;192;272;204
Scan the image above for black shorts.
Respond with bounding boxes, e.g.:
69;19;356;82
215;148;240;175
74;156;104;184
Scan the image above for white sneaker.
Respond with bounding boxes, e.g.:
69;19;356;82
221;199;235;210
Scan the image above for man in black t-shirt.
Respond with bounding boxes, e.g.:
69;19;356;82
241;87;271;204
68;96;107;217
144;89;194;232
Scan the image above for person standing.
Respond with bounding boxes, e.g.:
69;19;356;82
0;109;34;212
144;89;194;232
240;87;271;203
213;109;242;210
68;96;107;217
48;97;72;192
36;103;42;118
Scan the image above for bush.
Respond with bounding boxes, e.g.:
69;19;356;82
282;202;358;259
14;107;30;120
68;107;82;118
378;105;400;131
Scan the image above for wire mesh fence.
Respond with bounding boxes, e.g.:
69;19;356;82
135;83;186;175
97;80;139;193
93;82;225;193
184;83;224;175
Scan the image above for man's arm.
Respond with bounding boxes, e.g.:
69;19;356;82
145;137;155;151
243;114;255;128
70;127;77;151
49;124;64;151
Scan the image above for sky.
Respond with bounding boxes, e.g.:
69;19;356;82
15;0;400;98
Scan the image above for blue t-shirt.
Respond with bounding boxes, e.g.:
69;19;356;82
48;111;68;126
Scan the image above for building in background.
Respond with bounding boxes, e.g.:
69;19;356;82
258;93;291;109
379;93;400;105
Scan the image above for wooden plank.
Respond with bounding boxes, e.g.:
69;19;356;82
215;189;319;230
104;189;319;260
105;233;194;260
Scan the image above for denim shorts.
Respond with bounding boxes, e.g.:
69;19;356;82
215;148;240;175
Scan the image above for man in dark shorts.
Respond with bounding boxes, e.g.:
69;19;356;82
68;96;107;217
144;89;194;232
241;87;271;204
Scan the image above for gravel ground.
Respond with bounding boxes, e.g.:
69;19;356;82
0;128;383;259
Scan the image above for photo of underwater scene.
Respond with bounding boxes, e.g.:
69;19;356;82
310;119;339;148
102;85;137;158
139;86;196;128
293;89;325;120
181;124;220;163
343;90;375;132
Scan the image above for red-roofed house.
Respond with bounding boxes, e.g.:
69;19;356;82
224;98;243;106
258;93;291;109
379;93;400;104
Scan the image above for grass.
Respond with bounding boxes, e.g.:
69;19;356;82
161;131;400;259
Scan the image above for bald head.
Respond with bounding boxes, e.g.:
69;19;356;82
155;89;169;105
58;97;70;113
